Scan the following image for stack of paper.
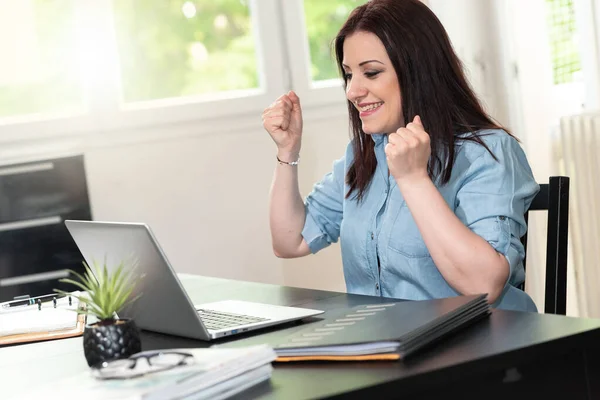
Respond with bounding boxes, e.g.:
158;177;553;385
18;344;276;400
274;294;490;361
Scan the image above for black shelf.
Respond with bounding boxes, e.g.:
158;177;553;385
0;155;92;302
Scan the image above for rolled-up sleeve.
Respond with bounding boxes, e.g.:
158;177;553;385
302;156;346;254
454;137;540;287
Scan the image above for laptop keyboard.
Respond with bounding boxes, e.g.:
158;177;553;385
197;309;270;331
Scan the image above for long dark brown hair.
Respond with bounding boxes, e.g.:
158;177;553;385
335;0;511;201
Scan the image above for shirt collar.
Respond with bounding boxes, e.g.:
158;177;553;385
370;133;388;146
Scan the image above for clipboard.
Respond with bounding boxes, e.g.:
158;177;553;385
0;313;86;345
0;293;87;346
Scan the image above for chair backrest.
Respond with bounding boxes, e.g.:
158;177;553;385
520;176;570;315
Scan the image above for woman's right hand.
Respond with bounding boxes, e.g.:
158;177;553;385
262;91;303;158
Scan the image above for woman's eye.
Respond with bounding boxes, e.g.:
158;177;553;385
365;71;381;78
344;73;352;80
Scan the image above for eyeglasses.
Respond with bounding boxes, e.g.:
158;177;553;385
91;350;195;380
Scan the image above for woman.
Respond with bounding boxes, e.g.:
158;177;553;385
261;0;539;311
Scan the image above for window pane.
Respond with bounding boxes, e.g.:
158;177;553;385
545;0;582;85
112;0;259;103
303;0;367;82
0;0;83;118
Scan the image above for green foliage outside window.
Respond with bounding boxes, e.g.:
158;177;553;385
113;0;259;103
545;0;582;85
303;0;367;82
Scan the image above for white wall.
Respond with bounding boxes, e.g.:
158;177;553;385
494;0;558;313
428;0;510;126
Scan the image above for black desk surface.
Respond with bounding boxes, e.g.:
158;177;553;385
135;275;600;399
2;274;600;399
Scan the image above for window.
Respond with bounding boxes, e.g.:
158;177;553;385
0;0;83;119
112;0;260;104
545;0;582;85
302;0;367;83
280;0;365;108
0;0;362;141
544;0;585;115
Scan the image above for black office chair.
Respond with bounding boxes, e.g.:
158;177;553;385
520;176;570;315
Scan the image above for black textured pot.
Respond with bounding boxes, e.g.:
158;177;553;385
83;319;142;367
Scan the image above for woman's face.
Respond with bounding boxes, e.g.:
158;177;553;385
342;31;403;135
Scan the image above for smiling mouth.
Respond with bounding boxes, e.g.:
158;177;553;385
358;102;384;113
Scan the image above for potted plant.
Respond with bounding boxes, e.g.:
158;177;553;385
55;259;143;367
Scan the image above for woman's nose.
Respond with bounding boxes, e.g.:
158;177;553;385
346;78;367;104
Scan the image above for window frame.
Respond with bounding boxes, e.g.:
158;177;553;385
279;0;350;110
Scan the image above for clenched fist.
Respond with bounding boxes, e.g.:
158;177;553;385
262;91;303;158
385;115;431;184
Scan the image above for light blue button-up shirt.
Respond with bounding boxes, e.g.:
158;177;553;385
302;129;540;312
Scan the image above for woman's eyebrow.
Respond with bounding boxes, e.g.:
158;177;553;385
359;59;384;66
342;59;384;68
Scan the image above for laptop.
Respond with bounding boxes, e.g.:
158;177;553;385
64;220;324;340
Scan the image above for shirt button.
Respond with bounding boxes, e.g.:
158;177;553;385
499;216;506;221
371;232;374;240
376;283;379;291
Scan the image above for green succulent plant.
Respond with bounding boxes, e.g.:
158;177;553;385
54;258;141;324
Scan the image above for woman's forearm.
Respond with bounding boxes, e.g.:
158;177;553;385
396;175;509;303
269;151;311;258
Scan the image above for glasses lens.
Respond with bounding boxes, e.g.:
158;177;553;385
92;352;194;380
92;359;138;379
97;358;136;371
149;353;192;368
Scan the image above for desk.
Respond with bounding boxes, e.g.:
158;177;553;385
2;274;600;399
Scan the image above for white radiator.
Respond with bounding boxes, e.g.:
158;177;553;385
556;113;600;317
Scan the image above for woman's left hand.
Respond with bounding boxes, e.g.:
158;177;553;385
385;115;431;185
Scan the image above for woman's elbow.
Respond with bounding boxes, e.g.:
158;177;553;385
464;281;503;304
272;243;301;259
272;239;311;259
273;248;292;258
486;284;504;304
485;255;511;303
